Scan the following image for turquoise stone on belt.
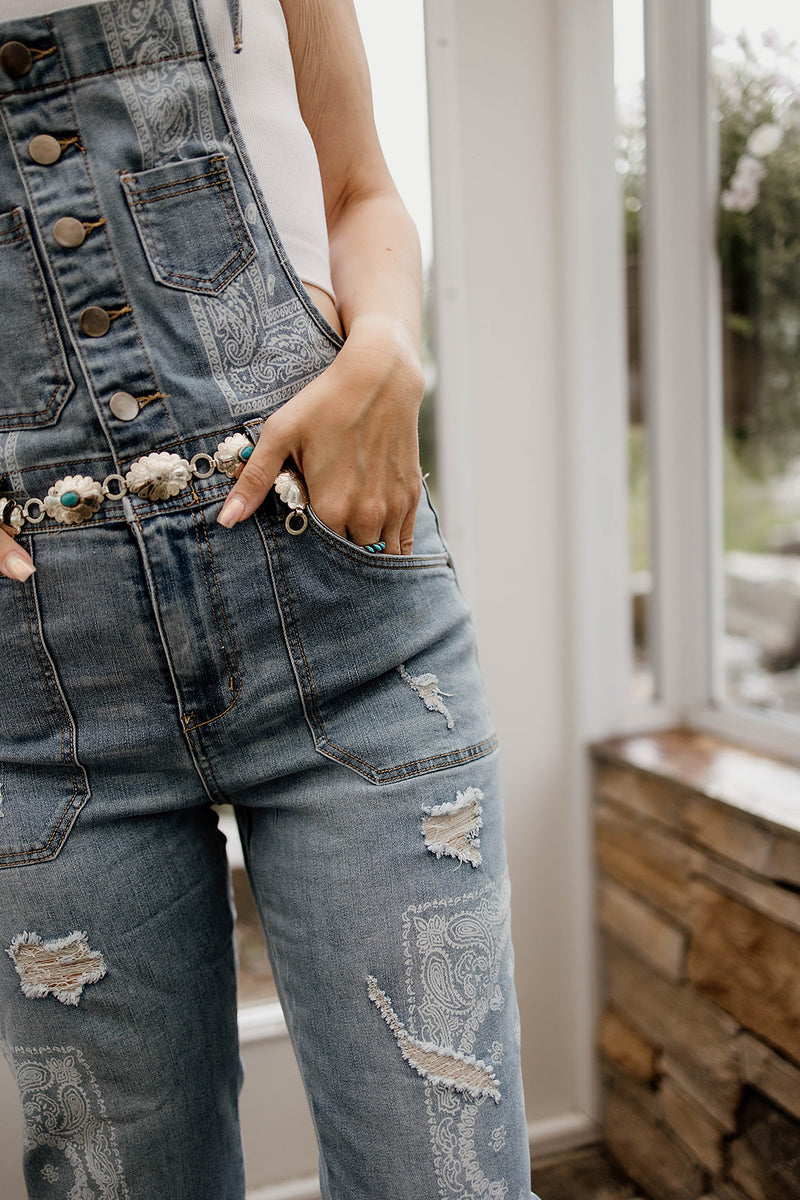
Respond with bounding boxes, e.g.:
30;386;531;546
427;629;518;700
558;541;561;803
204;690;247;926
239;445;253;461
60;491;80;507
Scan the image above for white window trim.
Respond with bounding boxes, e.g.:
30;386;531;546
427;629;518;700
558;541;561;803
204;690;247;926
639;0;800;765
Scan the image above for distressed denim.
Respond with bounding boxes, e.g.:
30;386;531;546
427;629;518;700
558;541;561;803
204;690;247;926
0;1;539;1197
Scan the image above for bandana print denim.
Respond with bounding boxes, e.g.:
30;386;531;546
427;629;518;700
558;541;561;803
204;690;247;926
0;1;539;1196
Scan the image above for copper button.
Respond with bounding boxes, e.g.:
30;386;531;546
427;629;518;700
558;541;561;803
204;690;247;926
28;134;61;165
109;391;139;421
53;217;86;248
79;306;111;337
0;41;33;78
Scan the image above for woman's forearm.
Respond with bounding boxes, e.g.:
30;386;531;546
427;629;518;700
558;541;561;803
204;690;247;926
327;188;423;356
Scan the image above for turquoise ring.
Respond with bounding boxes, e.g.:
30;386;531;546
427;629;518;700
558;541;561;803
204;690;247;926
363;541;386;554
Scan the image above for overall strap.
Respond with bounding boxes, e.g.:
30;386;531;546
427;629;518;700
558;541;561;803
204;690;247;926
225;0;242;52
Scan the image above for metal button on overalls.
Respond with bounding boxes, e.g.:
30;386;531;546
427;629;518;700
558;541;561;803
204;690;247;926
79;306;111;337
0;41;32;77
28;134;61;164
53;216;86;248
109;392;139;421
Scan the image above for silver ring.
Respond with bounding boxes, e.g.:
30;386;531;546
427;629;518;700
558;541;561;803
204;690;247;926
285;510;308;535
190;452;216;479
102;474;127;499
23;498;46;525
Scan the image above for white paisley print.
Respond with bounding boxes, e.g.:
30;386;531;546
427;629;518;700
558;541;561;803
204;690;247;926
6;1045;129;1198
98;0;215;167
402;878;512;1199
187;284;333;416
99;0;334;418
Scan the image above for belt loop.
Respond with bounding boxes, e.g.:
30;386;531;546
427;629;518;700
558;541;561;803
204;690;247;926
226;0;243;52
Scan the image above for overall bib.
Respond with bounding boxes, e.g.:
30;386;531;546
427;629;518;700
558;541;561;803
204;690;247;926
0;2;537;1196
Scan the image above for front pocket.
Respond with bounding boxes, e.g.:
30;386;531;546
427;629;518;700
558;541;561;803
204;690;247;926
120;154;256;294
257;491;497;783
0;562;89;868
0;207;74;431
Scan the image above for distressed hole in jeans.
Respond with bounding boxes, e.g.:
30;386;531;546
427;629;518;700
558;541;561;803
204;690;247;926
7;931;106;1006
422;786;484;867
366;975;500;1102
397;663;455;730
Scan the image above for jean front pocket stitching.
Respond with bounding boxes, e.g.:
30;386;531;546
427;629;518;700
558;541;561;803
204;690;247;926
0;577;86;865
263;513;497;783
305;508;450;571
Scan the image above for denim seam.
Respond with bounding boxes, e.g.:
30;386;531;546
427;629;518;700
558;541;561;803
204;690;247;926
0;51;204;100
179;505;242;731
122;160;228;197
264;513;499;781
0;565;84;865
53;71;177;442
125;505;225;806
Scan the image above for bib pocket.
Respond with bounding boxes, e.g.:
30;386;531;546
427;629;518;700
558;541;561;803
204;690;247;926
0;562;89;868
0;207;74;431
120;153;256;295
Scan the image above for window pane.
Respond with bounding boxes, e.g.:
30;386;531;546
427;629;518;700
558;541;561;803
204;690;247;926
615;0;652;701
712;5;800;716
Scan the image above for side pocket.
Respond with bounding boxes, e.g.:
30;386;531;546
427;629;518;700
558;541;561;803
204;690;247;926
255;492;498;784
0;564;89;868
0;207;74;431
120;154;256;294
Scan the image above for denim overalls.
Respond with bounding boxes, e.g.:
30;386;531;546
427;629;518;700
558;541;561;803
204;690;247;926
0;1;537;1196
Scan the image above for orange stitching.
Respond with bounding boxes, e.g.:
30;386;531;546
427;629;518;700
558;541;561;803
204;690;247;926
30;45;57;63
122;164;228;197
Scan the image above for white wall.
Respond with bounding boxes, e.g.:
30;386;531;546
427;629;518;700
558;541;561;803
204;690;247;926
427;0;629;1148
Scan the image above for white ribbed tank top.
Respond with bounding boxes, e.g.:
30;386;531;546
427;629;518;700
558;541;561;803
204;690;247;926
0;0;335;299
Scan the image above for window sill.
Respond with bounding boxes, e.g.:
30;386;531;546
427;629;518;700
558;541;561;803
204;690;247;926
590;726;800;865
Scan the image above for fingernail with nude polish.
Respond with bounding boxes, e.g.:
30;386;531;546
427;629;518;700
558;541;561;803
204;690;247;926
217;494;246;528
5;553;35;581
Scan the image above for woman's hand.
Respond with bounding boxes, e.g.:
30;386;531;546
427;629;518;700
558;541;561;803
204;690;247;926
0;529;34;581
217;315;424;554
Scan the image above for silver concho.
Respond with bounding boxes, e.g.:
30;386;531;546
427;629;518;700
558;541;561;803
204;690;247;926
125;452;192;501
43;475;104;525
214;434;252;479
0;497;24;533
274;469;309;534
274;469;309;511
